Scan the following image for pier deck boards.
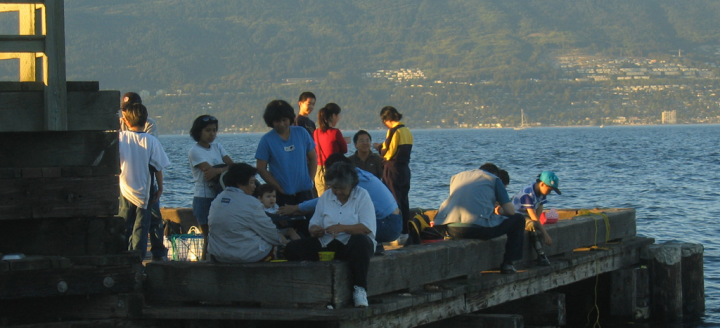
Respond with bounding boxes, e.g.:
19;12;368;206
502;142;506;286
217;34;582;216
142;236;654;328
146;208;636;309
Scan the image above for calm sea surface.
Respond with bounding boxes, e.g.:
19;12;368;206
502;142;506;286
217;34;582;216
158;125;719;327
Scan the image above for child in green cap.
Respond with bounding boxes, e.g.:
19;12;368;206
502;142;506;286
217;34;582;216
511;171;562;266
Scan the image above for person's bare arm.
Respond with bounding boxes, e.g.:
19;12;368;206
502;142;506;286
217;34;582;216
153;171;164;203
196;162;224;181
309;224;325;238
256;159;285;194
222;155;234;166
500;202;515;216
306;150;317;180
529;204;552;245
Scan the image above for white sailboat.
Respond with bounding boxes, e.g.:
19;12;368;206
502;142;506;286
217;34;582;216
514;109;528;130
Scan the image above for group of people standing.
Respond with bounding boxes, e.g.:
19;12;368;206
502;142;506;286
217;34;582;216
184;92;415;308
116;90;561;309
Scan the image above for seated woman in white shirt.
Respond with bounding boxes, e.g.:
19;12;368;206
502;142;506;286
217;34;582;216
207;163;287;263
284;162;376;308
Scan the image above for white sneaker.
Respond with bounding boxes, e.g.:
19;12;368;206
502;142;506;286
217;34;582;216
353;285;368;307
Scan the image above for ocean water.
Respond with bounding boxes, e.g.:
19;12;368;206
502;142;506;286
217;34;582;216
158;125;719;326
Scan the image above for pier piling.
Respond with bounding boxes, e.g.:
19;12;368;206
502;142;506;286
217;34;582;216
643;244;683;322
681;243;705;317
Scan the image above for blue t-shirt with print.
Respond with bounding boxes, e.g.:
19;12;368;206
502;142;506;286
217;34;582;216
255;126;315;195
512;182;547;215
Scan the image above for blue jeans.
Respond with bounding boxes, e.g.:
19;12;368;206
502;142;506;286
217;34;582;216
375;213;403;243
437;214;525;264
193;197;214;226
119;196;151;260
148;185;166;258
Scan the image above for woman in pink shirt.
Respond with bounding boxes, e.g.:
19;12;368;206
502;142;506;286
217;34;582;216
313;103;348;196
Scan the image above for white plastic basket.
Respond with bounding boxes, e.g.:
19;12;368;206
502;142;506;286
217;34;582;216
168;226;204;261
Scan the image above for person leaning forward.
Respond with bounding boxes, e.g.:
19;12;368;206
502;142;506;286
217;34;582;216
433;163;525;274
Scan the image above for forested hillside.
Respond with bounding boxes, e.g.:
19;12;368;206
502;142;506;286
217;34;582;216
2;0;720;132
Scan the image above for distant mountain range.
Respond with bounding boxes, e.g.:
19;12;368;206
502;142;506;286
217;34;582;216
1;0;720;132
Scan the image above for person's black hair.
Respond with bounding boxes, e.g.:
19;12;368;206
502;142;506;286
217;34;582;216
325;162;359;189
254;183;276;198
317;103;341;132
123;103;148;128
298;91;316;103
380;106;402;122
324;153;352;170
353;130;372;145
224;163;257;187
263;100;296;128
498;169;510;187
479;163;500;176
189;115;219;142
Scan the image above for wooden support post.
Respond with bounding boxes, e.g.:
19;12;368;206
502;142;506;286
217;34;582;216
421;314;524;328
18;4;38;82
610;266;650;320
635;266;650;320
610;267;636;317
42;0;68;131
477;293;565;327
642;244;683;323
681;243;705;317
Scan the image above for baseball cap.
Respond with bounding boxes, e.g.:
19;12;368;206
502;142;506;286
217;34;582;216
538;171;561;195
121;92;142;109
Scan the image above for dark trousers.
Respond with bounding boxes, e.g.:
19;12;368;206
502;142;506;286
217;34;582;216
148;185;167;258
118;196;151;260
277;189;314;236
437;213;525;264
383;162;411;234
285;234;374;289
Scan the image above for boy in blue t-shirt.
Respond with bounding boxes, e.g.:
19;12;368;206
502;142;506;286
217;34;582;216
511;171;561;266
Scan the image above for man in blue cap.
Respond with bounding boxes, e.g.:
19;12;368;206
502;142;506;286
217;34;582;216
512;171;562;266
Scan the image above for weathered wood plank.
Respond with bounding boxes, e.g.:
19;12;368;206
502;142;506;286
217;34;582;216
42;0;68;131
0;81;99;91
0;255;71;272
0;35;44;52
0;263;140;299
145;209;637;309
140;237;654;324
361;209;636;298
67;91;120;131
0;175;118;219
0;217;126;256
160;207;199;233
0;1;45;5
0;293;143;325
478;293;566;326
145;261;338;306
0;91;119;132
0;131;118;168
421;314;524;328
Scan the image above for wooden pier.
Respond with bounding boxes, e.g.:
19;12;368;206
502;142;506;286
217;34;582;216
0;1;705;327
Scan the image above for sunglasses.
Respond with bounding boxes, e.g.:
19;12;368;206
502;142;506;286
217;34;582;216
202;116;217;122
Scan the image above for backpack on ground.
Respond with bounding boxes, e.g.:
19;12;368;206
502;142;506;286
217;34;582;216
405;212;443;246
